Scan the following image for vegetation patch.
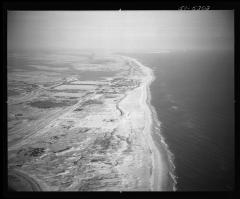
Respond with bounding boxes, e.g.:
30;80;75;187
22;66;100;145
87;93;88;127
105;94;117;98
78;173;119;191
28;99;77;109
8;90;20;96
81;99;103;106
79;128;90;133
74;107;83;111
93;137;111;151
50;143;71;153
17;147;45;158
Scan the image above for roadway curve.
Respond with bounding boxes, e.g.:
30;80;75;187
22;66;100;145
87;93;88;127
8;170;42;191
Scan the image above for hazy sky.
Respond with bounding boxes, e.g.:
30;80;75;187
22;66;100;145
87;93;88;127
8;11;234;52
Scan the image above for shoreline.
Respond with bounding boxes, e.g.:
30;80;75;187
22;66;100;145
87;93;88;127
145;64;178;191
132;57;166;191
121;55;176;191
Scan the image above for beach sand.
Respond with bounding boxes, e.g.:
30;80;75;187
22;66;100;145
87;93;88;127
118;56;169;191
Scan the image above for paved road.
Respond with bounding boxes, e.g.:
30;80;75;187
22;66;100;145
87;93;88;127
8;170;42;191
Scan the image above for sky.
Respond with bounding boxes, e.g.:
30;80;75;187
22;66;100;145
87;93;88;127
7;11;234;52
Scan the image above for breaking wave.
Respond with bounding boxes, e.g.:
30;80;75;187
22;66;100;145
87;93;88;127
127;56;178;191
150;100;178;191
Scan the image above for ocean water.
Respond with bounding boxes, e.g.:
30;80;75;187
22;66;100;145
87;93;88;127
127;50;234;191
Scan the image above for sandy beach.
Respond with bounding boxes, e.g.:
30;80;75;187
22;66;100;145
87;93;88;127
118;56;168;191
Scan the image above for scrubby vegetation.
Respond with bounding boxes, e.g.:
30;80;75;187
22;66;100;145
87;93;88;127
17;147;45;158
28;99;77;109
74;107;83;111
8;90;20;96
81;99;103;106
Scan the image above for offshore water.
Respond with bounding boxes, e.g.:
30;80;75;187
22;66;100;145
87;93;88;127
128;50;234;191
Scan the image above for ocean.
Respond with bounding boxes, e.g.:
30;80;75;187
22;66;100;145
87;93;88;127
126;50;234;191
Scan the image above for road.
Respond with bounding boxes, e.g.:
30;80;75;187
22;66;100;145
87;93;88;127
8;170;42;191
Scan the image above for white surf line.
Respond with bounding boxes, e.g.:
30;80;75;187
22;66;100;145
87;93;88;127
119;55;163;191
141;74;162;191
128;56;178;191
